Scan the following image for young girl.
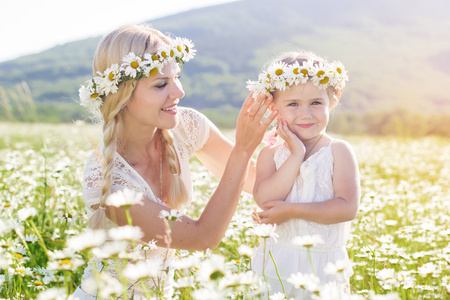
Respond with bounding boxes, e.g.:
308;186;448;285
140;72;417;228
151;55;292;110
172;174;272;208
248;51;360;298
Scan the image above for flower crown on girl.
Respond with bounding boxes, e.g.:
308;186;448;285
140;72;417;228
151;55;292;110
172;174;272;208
79;37;196;111
246;59;348;98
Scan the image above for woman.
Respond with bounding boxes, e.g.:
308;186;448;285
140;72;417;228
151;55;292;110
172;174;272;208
73;24;276;298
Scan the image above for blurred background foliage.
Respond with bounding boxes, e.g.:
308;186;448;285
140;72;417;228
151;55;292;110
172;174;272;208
1;0;449;136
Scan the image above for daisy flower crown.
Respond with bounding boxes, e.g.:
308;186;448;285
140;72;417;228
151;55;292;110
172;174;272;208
246;59;348;98
79;37;196;111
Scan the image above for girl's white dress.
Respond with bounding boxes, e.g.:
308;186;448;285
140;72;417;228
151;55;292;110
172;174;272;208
252;141;353;299
73;107;210;299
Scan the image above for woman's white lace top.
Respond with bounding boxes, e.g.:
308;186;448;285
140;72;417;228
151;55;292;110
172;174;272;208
80;107;210;297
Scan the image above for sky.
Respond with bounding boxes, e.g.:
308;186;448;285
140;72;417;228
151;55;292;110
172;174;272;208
0;0;240;63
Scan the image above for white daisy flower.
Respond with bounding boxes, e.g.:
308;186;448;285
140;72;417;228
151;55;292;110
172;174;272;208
287;272;320;292
81;273;124;299
66;229;107;251
291;234;324;248
197;254;228;282
17;207;37;221
0;217;16;235
174;276;195;288
268;62;288;90
106;188;144;209
159;209;183;222
324;259;350;275
91;240;129;259
143;59;165;77
269;292;286;300
123;258;163;280
138;239;158;251
331;60;348;88
108;225;144;242
180;38;196;61
79;80;102;110
252;223;279;242
99;63;121;96
418;262;439;277
192;287;227;300
171;37;189;61
47;251;85;271
170;255;201;270
237;244;254;258
37;287;67;300
121;52;144;78
311;62;331;90
303;60;318;77
24;234;39;243
286;61;308;86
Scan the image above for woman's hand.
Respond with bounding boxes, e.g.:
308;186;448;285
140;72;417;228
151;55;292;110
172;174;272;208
235;93;277;155
253;200;294;225
277;118;305;159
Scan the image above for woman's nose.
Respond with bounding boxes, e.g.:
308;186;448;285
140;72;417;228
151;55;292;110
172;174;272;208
171;80;185;100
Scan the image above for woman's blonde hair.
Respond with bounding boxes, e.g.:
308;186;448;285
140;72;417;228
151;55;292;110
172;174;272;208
268;51;344;109
89;24;188;229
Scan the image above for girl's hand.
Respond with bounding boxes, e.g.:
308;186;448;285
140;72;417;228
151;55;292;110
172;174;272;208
254;200;293;225
277;119;305;159
235;93;277;154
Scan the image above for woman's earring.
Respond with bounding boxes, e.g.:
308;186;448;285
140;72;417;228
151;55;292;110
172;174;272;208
121;105;125;110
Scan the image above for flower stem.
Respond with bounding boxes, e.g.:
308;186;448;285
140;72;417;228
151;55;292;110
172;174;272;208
269;250;287;298
307;248;316;276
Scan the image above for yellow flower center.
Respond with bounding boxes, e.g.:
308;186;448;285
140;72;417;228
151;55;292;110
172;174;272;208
130;61;139;69
336;67;342;74
4;203;11;207
275;68;283;76
90;93;99;99
17;269;26;274
152;54;160;61
177;45;182;52
300;69;308;76
170;49;175;57
60;259;74;267
108;72;115;81
235;259;240;263
149;68;158;76
160;51;167;59
320;77;330;85
293;67;299;75
35;281;44;286
13;253;23;259
317;70;325;77
185;45;190;53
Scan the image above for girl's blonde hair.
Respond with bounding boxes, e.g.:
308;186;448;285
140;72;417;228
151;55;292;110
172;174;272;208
268;51;344;109
89;24;188;229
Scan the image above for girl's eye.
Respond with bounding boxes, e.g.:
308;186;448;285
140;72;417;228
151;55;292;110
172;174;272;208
312;101;322;105
288;102;298;107
176;74;181;80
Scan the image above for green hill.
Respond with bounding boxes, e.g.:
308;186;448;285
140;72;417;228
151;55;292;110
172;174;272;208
1;0;449;133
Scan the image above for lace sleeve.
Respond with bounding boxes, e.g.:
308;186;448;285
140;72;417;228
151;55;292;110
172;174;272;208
176;107;211;158
82;152;102;212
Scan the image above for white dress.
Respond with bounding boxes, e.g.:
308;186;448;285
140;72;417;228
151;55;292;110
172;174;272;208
73;107;210;299
252;141;353;299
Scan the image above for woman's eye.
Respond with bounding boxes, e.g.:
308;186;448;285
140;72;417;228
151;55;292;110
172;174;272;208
156;82;168;88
